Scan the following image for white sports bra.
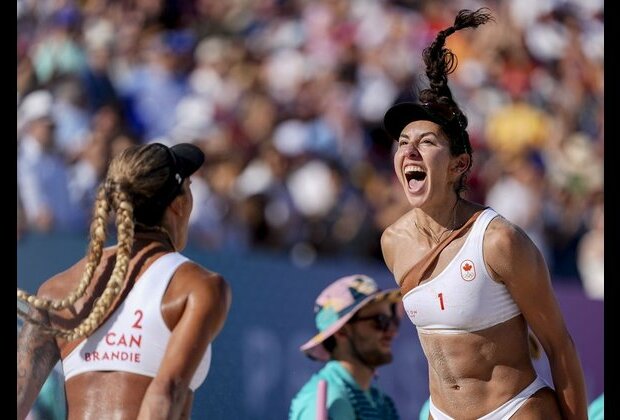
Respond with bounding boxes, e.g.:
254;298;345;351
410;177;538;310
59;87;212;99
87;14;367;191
62;252;212;391
402;208;521;334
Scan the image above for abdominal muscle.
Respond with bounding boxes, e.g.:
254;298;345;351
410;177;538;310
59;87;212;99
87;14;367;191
420;315;537;419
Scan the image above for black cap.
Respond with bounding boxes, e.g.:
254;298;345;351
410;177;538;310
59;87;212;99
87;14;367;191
383;102;454;140
169;143;205;179
131;142;205;226
151;142;204;208
383;102;471;154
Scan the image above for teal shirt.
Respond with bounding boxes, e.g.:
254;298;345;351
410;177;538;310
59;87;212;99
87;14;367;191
419;398;430;420
588;393;604;420
289;361;399;420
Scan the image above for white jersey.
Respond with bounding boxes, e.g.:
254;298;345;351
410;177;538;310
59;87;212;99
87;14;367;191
62;252;212;391
402;208;521;334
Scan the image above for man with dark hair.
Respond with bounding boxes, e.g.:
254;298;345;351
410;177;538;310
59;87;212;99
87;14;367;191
290;275;401;420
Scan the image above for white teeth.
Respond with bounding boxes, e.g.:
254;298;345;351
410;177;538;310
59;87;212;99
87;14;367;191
404;165;425;174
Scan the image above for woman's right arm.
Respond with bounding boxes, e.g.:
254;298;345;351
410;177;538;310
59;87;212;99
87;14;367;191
17;307;60;420
137;265;232;420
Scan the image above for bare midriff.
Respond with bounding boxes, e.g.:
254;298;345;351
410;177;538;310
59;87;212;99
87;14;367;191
419;315;537;419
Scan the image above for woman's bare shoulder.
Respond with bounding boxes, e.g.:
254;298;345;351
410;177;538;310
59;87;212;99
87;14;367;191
36;246;117;299
167;260;232;334
37;258;89;299
484;214;545;282
381;209;416;272
382;209;415;246
485;215;536;254
172;261;229;297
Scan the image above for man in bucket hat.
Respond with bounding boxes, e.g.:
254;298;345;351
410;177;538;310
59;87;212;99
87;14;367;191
289;274;401;420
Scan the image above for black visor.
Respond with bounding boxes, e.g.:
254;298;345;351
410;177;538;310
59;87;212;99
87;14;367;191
383;102;471;154
134;142;205;225
383;102;453;139
158;142;204;200
169;143;205;178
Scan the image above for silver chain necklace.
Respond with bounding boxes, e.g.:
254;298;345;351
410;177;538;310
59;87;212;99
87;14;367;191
413;198;460;244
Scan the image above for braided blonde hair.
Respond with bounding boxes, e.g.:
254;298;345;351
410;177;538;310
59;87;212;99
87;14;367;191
17;143;178;340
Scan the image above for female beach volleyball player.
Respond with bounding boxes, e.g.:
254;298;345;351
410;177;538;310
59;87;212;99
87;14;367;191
381;8;587;420
18;142;231;419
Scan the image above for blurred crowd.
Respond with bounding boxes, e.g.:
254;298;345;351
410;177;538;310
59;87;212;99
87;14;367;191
17;0;603;299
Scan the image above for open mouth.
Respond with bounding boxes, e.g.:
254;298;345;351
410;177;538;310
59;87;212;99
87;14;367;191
404;166;427;192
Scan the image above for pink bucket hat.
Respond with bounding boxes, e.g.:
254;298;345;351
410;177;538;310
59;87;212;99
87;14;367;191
300;274;401;362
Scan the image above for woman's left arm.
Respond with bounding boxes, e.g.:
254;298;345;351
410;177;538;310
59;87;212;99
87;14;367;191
17;307;60;420
485;218;588;420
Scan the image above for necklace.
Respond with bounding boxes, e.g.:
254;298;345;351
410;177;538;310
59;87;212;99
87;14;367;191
413;198;460;244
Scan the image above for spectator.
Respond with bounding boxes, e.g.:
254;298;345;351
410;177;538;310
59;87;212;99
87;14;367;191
15;0;603;285
587;393;604;420
290;274;401;420
577;194;604;300
17;90;86;233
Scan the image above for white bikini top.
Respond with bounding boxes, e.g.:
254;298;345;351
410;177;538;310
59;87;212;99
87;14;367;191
62;252;212;391
402;208;521;334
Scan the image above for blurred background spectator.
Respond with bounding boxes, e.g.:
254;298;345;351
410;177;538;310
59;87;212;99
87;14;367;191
17;0;603;287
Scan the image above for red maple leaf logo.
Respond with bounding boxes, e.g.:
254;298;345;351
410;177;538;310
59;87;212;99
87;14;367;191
463;263;472;271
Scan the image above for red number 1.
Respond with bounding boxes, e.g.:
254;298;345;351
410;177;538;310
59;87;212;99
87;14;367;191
438;293;445;310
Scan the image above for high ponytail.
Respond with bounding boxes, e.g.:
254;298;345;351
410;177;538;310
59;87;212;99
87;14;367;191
421;8;494;193
419;8;494;106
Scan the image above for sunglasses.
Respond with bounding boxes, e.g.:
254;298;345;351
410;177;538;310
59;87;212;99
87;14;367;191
349;313;400;332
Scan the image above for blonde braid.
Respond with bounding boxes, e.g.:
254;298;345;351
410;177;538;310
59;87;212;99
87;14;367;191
17;185;110;311
17;143;176;339
16;189;135;340
63;190;135;341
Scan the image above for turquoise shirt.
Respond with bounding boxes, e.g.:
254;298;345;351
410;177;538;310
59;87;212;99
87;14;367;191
419;398;430;420
588;393;604;420
289;361;399;420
